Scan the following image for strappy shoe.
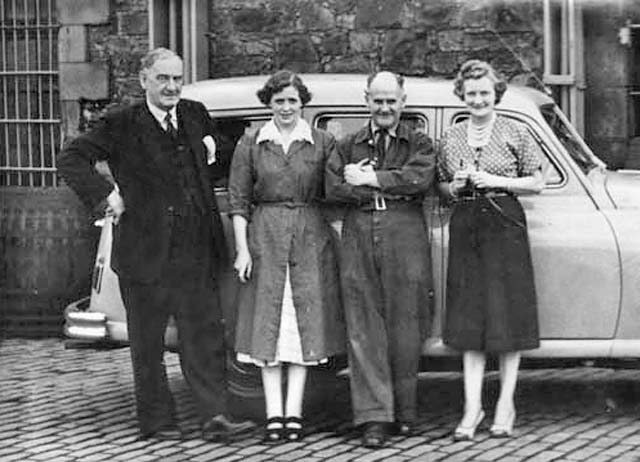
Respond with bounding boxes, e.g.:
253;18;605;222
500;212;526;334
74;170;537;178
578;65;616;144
452;409;485;441
489;410;516;438
284;416;304;441
262;416;285;444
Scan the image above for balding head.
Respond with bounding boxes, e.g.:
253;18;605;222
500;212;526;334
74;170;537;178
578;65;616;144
366;71;405;92
365;71;406;130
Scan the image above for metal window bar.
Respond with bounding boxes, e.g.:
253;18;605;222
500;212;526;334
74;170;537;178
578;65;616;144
543;0;585;136
150;0;205;84
0;0;61;187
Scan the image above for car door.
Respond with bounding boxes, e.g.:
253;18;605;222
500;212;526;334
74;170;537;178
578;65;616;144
435;107;621;344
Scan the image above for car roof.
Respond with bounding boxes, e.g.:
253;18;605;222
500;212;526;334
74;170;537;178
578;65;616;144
182;73;554;115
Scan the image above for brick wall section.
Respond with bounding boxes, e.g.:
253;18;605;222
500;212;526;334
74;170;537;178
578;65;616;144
208;0;543;84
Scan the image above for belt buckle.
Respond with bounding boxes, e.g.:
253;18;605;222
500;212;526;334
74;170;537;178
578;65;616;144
374;193;387;211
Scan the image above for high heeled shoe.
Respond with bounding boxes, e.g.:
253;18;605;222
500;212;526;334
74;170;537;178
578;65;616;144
489;410;516;438
452;409;485;441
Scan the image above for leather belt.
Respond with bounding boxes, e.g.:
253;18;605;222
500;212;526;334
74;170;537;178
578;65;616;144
260;201;314;208
360;192;421;211
455;190;512;202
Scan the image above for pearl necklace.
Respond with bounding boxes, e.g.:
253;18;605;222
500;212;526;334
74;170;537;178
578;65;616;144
467;113;496;148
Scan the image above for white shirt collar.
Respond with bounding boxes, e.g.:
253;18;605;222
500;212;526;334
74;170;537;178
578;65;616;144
256;118;314;145
146;99;178;130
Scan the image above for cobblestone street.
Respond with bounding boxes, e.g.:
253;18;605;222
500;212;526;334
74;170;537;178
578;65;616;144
1;338;640;461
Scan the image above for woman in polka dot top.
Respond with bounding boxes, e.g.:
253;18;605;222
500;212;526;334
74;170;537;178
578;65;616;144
437;59;545;441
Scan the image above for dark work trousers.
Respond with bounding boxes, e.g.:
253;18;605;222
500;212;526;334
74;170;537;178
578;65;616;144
340;205;432;426
120;281;227;435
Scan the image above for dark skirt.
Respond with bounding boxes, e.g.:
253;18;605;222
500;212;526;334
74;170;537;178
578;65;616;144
443;195;539;353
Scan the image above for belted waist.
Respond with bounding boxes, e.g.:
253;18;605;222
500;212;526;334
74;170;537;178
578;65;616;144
359;192;422;211
165;205;206;217
259;201;315;209
455;189;513;202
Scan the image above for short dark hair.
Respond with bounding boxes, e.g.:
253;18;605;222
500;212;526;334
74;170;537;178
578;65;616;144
140;48;181;72
256;70;312;106
453;59;507;105
366;71;404;90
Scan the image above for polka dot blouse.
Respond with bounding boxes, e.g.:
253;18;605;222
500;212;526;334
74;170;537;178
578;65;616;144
437;116;542;183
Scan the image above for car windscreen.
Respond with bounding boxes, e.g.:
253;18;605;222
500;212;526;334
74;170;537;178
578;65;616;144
539;104;600;175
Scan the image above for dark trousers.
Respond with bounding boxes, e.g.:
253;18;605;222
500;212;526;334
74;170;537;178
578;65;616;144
340;207;431;426
120;281;227;434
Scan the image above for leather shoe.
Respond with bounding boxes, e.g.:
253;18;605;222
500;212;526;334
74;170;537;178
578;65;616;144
361;421;387;448
202;414;256;441
388;421;412;436
140;425;183;441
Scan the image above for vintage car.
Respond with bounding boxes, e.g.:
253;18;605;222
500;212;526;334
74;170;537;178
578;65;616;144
64;73;640;367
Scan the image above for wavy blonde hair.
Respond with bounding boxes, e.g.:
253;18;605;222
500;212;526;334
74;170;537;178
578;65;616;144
453;59;507;105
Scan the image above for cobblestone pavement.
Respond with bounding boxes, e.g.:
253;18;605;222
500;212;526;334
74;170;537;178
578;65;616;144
2;339;640;462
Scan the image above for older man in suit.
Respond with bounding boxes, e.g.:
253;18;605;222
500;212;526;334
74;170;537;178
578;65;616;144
57;48;254;441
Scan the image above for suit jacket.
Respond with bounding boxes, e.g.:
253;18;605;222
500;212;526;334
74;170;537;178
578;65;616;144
57;99;227;284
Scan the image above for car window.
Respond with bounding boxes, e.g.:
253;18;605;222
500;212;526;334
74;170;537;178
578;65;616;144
315;113;428;142
209;117;268;189
449;112;564;186
539;104;599;175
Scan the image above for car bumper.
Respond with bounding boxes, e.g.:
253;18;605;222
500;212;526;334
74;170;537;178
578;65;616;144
64;297;108;340
64;296;178;348
63;297;129;343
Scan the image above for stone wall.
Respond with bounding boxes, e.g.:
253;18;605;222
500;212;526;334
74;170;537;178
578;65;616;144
88;0;150;107
58;0;149;141
583;1;631;169
208;0;543;85
56;0;545;124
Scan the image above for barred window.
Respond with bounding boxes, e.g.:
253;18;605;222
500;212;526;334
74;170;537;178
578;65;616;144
0;0;61;187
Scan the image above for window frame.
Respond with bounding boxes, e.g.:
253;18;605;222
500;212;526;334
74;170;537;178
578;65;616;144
149;0;209;84
312;111;431;139
448;110;567;189
207;114;270;193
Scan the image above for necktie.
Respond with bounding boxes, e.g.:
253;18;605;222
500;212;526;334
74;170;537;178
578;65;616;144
375;128;388;166
164;112;178;140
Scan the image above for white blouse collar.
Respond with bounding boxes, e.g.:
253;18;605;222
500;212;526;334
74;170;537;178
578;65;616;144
256;118;314;145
